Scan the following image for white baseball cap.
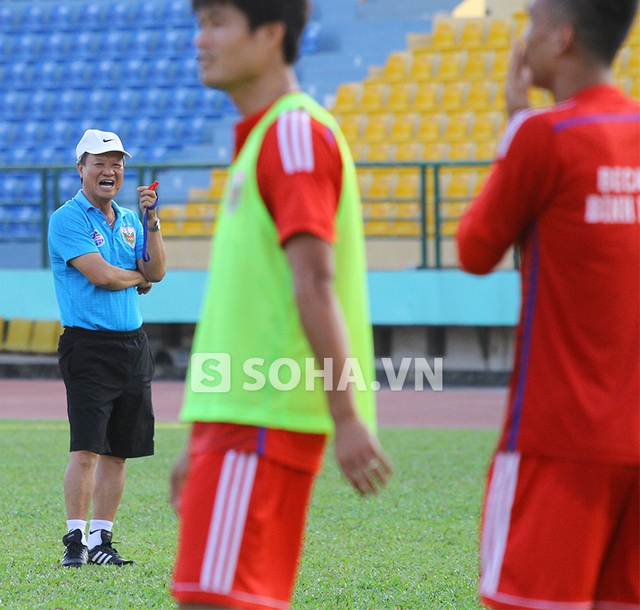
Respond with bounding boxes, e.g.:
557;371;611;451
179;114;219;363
75;129;132;162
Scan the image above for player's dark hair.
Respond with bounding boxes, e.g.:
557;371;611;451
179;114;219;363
191;0;309;65
552;0;638;64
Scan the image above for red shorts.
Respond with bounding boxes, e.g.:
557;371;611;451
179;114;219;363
480;452;639;610
172;423;326;610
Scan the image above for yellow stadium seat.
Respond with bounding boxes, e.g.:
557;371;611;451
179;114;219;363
395;202;421;220
463;51;491;80
30;320;63;354
412;82;442;111
357;170;371;198
386;82;415;112
421;141;449;161
0;319;5;343
447;141;475;161
337;113;365;143
441;169;477;199
349;142;368;162
431;19;458;50
333;82;361;112
389;112;419;142
366;143;395;162
467;81;496;111
440;82;468;112
209;169;228;198
528;87;552;108
365;220;394;236
486;18;512;49
180;221;213;237
627;17;640;45
390;220;422;237
0;319;33;352
186;203;216;221
630;76;640;100
383;51;411;81
474;167;492;195
409;51;438;81
368;202;395;220
368;171;396;199
188;187;213;203
627;47;640;75
512;11;528;37
459;20;485;49
159;204;184;237
360;81;388;112
416;112;446;142
488;50;510;81
435;51;467;81
471;110;505;141
362;113;392;142
475;139;498;161
394;169;420;199
442;111;474;141
394;141;423;161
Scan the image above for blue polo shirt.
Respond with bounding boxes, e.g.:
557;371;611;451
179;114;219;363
48;189;145;331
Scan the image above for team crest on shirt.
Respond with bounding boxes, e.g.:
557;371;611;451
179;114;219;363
120;226;136;247
226;170;246;215
90;229;105;247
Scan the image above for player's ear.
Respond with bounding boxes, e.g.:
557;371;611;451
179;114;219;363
77;162;84;182
554;22;575;57
257;20;287;60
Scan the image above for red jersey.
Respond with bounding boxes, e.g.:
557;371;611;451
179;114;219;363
458;85;640;464
234;103;342;245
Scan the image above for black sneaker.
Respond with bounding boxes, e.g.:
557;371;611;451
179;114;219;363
88;530;134;566
61;528;88;567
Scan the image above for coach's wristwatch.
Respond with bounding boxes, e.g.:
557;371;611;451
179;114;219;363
148;217;161;232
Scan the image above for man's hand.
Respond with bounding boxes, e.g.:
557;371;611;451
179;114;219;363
137;278;152;295
334;416;392;495
170;448;190;514
137;185;158;221
505;39;533;118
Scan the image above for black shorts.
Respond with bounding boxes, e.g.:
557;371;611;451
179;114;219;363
58;326;155;459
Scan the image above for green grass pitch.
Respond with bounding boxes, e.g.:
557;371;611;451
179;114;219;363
0;422;496;609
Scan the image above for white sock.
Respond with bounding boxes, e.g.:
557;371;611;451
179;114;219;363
66;519;87;546
88;519;113;550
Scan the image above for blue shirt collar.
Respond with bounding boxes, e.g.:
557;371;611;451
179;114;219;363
72;189;124;216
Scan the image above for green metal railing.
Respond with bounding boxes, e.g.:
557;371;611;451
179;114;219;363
0;160;492;269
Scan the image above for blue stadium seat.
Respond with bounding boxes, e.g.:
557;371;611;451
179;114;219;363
113;89;142;116
23;122;46;146
64;60;93;87
0;34;16;58
301;22;322;56
22;4;54;32
104;31;131;58
183;117;207;144
137;0;166;27
40;61;65;88
28;91;55;119
121;59;149;86
95;60;124;88
48;32;74;59
197;88;224;115
110;0;138;27
131;30;161;56
164;0;195;27
6;148;32;167
59;90;85;119
83;2;110;27
164;28;194;56
172;87;199;116
59;174;81;197
7;62;37;89
1;92;29;118
50;120;76;144
75;32;102;58
0;4;23;31
50;3;80;30
173;57;199;85
142;88;171;117
86;90;114;117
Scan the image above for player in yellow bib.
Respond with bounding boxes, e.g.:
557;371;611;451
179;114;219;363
170;1;392;608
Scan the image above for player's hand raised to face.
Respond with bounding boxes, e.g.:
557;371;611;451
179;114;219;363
505;38;533;119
